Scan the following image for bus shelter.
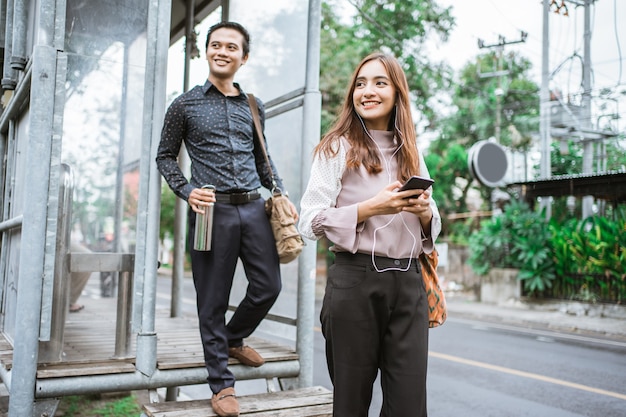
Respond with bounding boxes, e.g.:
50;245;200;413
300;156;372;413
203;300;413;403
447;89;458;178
0;0;321;415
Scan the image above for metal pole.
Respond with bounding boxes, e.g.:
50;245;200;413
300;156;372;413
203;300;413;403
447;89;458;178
581;0;594;218
2;0;17;90
134;0;172;377
39;164;73;362
0;0;4;44
170;0;195;320
495;45;503;143
9;0;26;70
183;0;195;94
8;45;57;417
114;271;133;357
539;0;552;218
167;0;194;397
296;0;321;389
0;63;30;133
35;361;300;398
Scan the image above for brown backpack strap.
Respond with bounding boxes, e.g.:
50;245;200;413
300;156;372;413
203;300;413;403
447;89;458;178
247;94;278;192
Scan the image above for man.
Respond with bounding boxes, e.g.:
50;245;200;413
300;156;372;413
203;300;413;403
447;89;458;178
156;21;297;417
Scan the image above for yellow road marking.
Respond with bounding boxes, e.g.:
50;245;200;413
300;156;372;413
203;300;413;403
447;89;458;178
429;351;626;401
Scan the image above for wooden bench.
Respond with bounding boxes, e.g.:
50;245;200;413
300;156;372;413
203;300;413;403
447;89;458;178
142;386;333;417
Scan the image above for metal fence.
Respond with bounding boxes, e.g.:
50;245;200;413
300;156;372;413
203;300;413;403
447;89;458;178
528;273;626;304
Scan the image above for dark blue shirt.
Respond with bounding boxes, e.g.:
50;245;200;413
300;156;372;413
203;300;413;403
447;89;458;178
156;80;284;200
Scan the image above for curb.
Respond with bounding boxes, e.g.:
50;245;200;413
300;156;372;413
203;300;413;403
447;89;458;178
444;293;626;341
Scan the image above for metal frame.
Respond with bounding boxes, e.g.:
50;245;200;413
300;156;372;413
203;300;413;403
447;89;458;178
0;1;321;415
8;43;60;417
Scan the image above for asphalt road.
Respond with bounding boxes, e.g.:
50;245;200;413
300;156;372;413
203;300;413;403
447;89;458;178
154;272;626;417
426;317;626;417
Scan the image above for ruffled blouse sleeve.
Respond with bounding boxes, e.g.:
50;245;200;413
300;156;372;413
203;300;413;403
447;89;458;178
298;140;359;249
418;150;442;254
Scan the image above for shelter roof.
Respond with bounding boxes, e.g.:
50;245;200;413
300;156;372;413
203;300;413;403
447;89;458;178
511;171;626;204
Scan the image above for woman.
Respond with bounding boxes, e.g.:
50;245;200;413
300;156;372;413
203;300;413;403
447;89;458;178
299;52;441;417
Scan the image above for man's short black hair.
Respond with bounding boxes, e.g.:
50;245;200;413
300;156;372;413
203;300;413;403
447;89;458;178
205;21;251;57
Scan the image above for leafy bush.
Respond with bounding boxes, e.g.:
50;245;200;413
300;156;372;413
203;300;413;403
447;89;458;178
468;200;555;294
469;199;625;301
467;210;515;275
550;215;626;302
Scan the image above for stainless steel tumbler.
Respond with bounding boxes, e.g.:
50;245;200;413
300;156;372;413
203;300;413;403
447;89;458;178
193;185;215;251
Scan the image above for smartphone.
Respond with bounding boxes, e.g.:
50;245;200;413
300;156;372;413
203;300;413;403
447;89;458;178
398;176;434;192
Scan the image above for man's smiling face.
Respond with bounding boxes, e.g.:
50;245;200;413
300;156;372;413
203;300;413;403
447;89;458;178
206;27;248;81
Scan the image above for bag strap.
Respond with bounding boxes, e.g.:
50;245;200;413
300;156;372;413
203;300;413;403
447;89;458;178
247;94;279;193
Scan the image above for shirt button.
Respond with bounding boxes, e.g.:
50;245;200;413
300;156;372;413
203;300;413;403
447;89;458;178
394;260;400;265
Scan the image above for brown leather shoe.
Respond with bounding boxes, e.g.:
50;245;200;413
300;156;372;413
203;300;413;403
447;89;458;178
228;345;265;367
211;387;239;417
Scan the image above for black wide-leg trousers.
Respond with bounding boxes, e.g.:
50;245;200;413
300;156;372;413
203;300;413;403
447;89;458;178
321;252;429;417
189;198;281;394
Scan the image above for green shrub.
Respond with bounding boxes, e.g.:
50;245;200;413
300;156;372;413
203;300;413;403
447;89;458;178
469;199;625;301
468;200;556;295
550;215;626;302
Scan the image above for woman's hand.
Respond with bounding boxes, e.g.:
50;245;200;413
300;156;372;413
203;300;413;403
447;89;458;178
402;189;433;226
188;187;216;214
357;181;433;230
402;186;433;236
357;181;426;222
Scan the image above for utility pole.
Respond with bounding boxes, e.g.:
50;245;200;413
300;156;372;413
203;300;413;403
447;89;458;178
540;0;552;217
548;0;596;218
475;32;527;214
478;31;528;143
581;0;594;219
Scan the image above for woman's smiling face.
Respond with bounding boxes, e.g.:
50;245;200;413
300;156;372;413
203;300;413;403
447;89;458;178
352;59;397;131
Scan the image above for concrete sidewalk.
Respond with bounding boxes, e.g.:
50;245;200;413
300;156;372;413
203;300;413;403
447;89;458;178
444;291;626;340
315;259;626;340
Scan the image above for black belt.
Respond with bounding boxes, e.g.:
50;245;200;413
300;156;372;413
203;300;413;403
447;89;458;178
214;190;261;205
334;252;421;272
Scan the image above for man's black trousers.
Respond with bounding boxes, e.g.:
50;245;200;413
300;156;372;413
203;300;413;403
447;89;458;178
189;198;281;394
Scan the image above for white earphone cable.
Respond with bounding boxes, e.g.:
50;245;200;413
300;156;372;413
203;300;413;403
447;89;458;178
356;111;418;272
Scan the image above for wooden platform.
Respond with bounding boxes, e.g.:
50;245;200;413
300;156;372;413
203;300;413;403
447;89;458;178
0;297;298;380
142;386;333;417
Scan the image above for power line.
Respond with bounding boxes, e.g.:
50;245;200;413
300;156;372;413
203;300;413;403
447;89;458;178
477;31;529;143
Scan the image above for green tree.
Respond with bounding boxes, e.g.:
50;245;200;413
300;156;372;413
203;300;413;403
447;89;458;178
348;0;455;125
159;183;177;241
320;2;373;134
431;50;539;218
555;136;626;174
550;140;583;175
157;91;187;243
604;138;626;171
320;0;455;132
439;51;538;150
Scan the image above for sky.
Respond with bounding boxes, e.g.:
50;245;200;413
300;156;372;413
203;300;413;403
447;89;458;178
167;0;626;126
433;0;626;118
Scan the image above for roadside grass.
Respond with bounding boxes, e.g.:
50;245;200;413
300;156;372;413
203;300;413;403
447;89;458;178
56;393;142;417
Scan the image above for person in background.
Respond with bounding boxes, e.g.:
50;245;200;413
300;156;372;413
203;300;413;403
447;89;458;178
69;239;92;312
299;52;441;417
156;21;297;417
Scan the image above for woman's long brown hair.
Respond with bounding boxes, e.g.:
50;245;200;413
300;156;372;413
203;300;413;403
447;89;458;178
315;52;420;181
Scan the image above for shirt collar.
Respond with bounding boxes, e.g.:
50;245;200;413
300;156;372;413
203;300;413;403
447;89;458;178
202;79;246;98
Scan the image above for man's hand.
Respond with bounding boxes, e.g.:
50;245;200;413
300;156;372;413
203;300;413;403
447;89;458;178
188;187;216;214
